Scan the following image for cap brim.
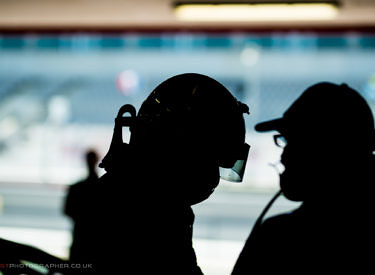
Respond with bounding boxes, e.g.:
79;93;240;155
255;118;283;132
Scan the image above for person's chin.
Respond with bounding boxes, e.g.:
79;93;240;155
279;170;305;202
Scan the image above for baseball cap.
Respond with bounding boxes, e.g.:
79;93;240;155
255;82;375;140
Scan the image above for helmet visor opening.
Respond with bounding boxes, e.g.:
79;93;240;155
219;143;250;183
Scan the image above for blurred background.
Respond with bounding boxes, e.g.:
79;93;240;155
0;1;375;274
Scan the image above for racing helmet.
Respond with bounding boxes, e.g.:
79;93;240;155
134;73;250;183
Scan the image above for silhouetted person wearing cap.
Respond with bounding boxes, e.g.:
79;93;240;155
80;73;250;274
64;149;99;264
232;82;375;274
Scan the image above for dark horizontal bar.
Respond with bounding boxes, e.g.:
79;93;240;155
1;25;375;35
173;0;341;7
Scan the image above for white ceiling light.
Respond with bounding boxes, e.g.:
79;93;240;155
174;1;339;22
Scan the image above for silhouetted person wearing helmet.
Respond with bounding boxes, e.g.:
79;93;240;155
64;149;99;264
78;73;249;274
232;82;375;274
